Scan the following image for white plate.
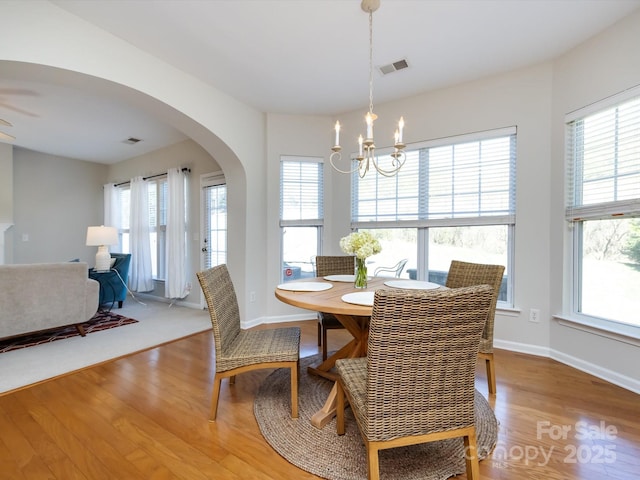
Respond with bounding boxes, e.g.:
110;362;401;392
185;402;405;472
277;282;333;292
324;274;355;282
341;291;375;307
384;280;441;290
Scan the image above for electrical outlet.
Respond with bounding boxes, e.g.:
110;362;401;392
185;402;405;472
250;291;256;302
529;308;540;323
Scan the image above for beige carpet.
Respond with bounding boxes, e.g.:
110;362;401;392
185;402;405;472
0;299;211;394
254;355;498;480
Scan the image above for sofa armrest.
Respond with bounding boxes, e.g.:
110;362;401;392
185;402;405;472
86;278;99;320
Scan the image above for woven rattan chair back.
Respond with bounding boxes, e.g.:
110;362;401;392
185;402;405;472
315;255;355;277
445;260;505;394
197;264;241;367
445;261;504;354
366;285;493;439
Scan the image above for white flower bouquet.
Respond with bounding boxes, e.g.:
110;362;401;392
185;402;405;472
339;231;381;288
339;231;382;259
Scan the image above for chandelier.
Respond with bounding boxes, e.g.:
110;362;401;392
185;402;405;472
330;0;406;178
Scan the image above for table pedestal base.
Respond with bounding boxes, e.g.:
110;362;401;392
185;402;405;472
310;383;339;429
306;314;369;429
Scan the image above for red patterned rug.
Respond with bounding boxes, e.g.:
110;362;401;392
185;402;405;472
0;311;138;354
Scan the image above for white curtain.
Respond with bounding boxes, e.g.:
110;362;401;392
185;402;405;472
103;182;120;242
165;168;188;299
103;183;120;253
129;176;154;292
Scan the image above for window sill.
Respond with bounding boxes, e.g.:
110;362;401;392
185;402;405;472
553;315;640;347
497;305;520;317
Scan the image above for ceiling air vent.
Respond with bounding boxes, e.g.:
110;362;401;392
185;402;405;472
378;58;409;76
123;137;142;145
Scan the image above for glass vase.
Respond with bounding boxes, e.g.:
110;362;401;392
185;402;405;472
354;257;368;289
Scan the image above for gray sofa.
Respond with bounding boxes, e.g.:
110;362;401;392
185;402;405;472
0;262;99;340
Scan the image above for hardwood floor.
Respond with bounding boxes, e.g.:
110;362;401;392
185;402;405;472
0;319;638;479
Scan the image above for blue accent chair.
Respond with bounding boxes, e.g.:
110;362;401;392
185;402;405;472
89;253;131;308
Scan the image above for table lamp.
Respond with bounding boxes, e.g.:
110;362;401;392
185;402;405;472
86;225;118;272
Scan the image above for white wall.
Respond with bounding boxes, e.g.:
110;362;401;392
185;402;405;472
0;142;12;224
12;148;106;264
0;142;14;264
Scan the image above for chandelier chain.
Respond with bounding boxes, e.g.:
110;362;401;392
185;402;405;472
368;9;374;116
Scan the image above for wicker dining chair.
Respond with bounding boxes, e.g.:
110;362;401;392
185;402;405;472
315;255;355;360
336;285;493;480
335;285;494;480
197;264;301;421
445;260;505;395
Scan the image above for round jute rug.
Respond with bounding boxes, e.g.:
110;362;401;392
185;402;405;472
254;354;498;480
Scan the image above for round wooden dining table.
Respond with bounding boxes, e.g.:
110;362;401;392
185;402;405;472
275;276;388;429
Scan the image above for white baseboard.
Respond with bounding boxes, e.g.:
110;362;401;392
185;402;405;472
549;349;640;395
494;339;550;357
243;313;315;329
494;338;639;394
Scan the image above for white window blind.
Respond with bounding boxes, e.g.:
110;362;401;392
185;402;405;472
280;156;324;225
566;92;640;221
352;128;516;227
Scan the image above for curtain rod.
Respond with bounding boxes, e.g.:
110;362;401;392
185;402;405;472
114;167;191;187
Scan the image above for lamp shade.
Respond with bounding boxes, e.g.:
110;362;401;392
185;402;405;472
86;226;119;271
86;225;118;246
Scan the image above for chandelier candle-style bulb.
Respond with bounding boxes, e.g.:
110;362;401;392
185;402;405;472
394;117;406;152
365;112;374;140
334;121;341;147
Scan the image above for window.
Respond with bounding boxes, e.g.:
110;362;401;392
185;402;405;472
352;128;516;305
566;89;640;328
280;156;324;282
117;176;168;280
202;174;227;269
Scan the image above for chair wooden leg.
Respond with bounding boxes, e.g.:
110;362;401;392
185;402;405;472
209;375;223;422
322;327;328;360
317;321;322;346
463;431;481;480
290;363;298;418
366;442;380;480
485;353;496;394
336;381;345;435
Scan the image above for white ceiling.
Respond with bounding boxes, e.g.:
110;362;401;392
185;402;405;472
1;0;639;164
